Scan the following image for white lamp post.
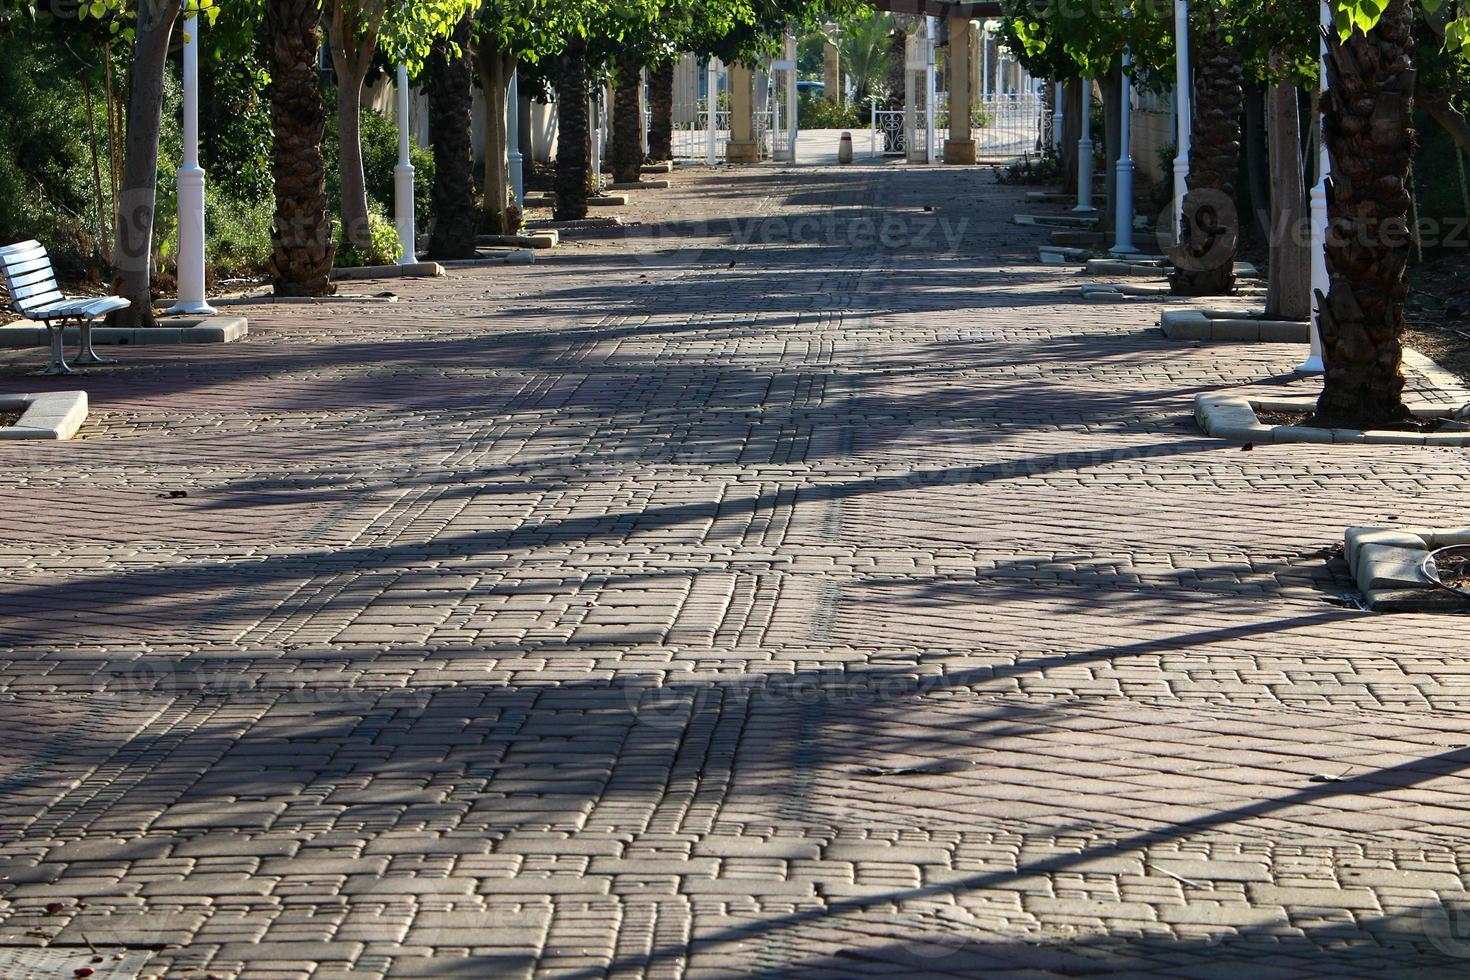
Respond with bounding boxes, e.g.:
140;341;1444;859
1053;80;1064;157
925;17;938;164
1172;0;1191;243
393;62;417;265
1299;0;1330;374
706;59;719;166
1075;79;1095;212
1111;49;1137;254
168;10;215;315
508;69;524;208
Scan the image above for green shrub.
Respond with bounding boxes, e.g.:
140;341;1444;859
336;204;400;268
325;100;435;231
206;194;274;279
797;93;865;130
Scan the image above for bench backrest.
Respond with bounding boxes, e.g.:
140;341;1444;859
0;240;62;318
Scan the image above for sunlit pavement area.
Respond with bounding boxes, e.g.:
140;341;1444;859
4;162;1470;977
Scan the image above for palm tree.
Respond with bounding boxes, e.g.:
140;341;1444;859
264;0;336;296
1313;0;1417;427
1169;6;1243;297
611;50;643;184
426;13;477;259
841;10;891;103
554;35;591;221
648;59;674;162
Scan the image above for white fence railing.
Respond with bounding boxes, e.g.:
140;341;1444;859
870;93;1046;162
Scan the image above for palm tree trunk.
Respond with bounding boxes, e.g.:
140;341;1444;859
1169;7;1243;296
611;51;643;185
108;0;181;327
554;35;590;221
264;0;337;296
648;60;674;162
1314;0;1417;428
1265;71;1310;321
426;13;477;259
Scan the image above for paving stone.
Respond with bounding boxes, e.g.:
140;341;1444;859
0;162;1467;977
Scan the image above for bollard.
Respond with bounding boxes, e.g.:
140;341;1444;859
838;131;853;165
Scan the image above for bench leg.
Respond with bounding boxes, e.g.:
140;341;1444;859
74;317;117;366
30;322;79;377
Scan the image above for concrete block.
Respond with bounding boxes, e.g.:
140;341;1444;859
0;391;87;440
588;194;629;206
331;261;445;281
609;179;670;190
1345;528;1430;565
1356;543;1432;591
1269;426;1334;445
1256;319;1311;343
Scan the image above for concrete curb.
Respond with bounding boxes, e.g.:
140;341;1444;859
331;261;445;281
609;180;671;190
0;390;87;440
0;314;248;348
438;250;536;267
1014;214;1099;228
1161;309;1310;342
1082;283;1171;301
1344;525;1470;610
1195;392;1470;446
477;232;558;249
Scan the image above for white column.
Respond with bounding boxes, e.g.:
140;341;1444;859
706;59;719;165
393;63;417;265
1111;51;1137;254
904;32;919;162
590;91;603;190
1300;0;1330;374
1075;79;1095;212
1172;0;1191;244
785;33;799;162
925;17;938;164
1053;80;1064;156
508;70;524;208
982;26;991;100
640;68;650;156
168;12;215;315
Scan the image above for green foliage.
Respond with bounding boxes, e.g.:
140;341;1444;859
838;8;891;102
797;92;864;128
336;203;401;267
324;101;435;232
204;193;274;279
200;39;272;203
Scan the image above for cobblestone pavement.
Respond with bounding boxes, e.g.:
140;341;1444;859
3;162;1470;978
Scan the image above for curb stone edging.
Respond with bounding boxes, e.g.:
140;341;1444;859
437;250;536;267
0;390;87;440
331;261;445;281
1195;392;1470;446
1345;525;1470;610
1161;309;1310;342
1082;282;1171;300
0;314;248;348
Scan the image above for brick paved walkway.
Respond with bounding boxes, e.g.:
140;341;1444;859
3;163;1470;978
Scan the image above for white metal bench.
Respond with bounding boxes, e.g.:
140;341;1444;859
0;240;130;376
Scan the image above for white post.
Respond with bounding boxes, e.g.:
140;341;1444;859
168;11;214;315
590;91;603;192
785;33;799;162
1172;0;1191;244
1300;0;1330;374
393;62;417;265
1053;80;1064;156
640;68;650;156
982;26;991;100
508;69;524;208
925;17;938;164
1111;50;1137;254
1075;79;1094;212
706;59;719;165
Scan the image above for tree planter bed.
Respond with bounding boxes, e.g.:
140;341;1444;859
1345;526;1470;611
0;391;87;439
1161;309;1309;342
0;314;247;347
1195;392;1470;446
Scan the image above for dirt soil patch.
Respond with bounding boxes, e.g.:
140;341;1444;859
1255;407;1470;433
0;409;22;427
1407;252;1470;386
